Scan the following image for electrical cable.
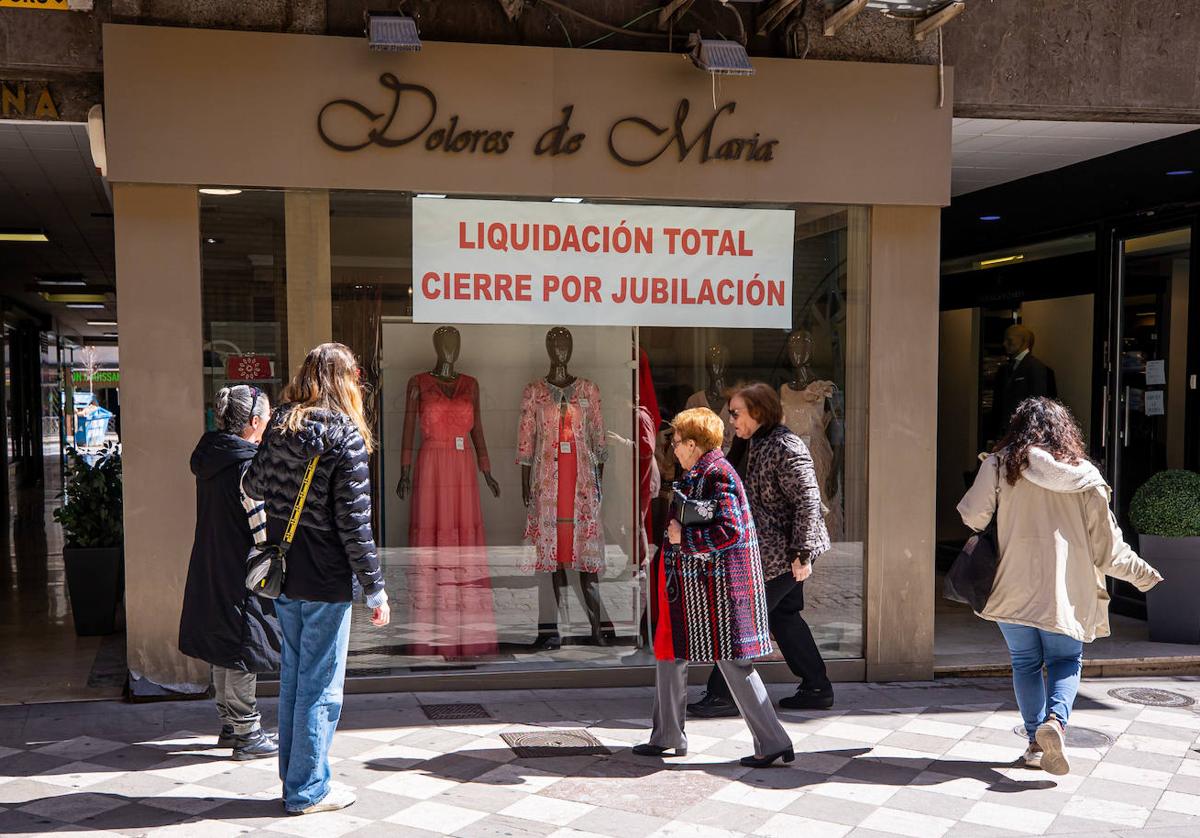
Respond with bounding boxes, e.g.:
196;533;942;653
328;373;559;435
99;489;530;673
713;0;747;45
537;0;669;40
547;7;574;48
579;6;661;49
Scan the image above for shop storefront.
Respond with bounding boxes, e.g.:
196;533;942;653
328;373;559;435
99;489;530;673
103;24;949;694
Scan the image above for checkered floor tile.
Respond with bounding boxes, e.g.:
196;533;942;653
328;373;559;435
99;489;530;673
2;676;1199;836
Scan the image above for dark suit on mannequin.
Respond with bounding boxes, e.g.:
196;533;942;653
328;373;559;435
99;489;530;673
991;325;1057;441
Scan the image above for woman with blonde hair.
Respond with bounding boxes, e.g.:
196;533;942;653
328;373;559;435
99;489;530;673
635;406;794;767
245;343;389;815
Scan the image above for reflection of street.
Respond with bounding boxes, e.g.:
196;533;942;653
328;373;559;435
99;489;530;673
345;542;865;676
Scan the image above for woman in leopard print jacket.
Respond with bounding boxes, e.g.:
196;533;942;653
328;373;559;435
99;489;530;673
689;382;835;718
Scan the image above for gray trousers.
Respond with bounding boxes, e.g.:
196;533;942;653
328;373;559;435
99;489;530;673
212;666;261;735
650;658;791;756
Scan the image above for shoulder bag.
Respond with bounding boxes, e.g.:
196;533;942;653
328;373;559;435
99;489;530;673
944;454;1002;612
245;456;319;600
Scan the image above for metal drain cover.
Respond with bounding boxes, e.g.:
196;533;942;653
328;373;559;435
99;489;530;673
1012;725;1114;748
501;729;610;758
1108;687;1196;708
421;703;491;721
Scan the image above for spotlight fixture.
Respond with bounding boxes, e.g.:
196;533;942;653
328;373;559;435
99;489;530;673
0;230;48;242
979;215;1002;222
367;11;422;52
687;33;754;77
199;188;243;196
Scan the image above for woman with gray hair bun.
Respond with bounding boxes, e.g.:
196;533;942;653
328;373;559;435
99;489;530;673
179;385;281;761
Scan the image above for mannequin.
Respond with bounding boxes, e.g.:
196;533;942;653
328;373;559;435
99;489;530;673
685;344;734;452
397;325;499;658
780;328;843;540
517;326;611;648
398;326;500;500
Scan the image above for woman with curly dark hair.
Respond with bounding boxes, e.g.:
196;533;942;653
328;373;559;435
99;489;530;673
958;397;1162;776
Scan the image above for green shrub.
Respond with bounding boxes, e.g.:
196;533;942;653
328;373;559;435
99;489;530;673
53;444;123;548
1129;469;1200;538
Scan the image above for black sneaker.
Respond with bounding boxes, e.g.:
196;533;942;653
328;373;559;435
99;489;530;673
232;728;279;761
686;692;739;719
779;686;835;711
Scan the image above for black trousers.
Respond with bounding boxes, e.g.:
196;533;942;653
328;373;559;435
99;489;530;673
707;570;831;698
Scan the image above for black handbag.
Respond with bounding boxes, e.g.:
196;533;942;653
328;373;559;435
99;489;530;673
245;456;319;600
670;484;717;527
944;456;1002;612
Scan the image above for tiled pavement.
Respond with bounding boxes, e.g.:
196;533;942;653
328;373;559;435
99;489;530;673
2;676;1200;837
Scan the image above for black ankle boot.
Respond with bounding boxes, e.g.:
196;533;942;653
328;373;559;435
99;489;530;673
233;728;278;761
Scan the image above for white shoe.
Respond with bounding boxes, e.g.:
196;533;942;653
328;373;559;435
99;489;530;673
1019;743;1043;769
290;786;356;815
1035;716;1069;776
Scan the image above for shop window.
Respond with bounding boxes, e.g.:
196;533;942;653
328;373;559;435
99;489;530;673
199;190;289;427
326;193;867;676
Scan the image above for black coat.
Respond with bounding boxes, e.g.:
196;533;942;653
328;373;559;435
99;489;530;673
992;353;1058;439
244;406;385;604
178;432;281;673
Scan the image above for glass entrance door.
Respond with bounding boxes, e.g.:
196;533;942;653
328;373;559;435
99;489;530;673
1103;225;1194;616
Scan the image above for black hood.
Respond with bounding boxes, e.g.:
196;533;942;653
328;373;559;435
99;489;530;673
270;405;354;465
191;431;258;480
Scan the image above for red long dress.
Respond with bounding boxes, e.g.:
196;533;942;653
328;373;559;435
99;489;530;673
402;373;497;657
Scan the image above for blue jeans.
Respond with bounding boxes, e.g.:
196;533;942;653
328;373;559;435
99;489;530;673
998;622;1084;742
275;595;352;812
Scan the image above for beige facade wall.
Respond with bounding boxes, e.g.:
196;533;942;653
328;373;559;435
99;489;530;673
104;25;950;689
114;183;209;692
864;206;942;682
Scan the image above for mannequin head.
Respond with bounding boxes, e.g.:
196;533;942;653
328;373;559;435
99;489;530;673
1003;324;1034;358
705;344;729;380
432;326;461;364
546;326;573;366
786;329;814;370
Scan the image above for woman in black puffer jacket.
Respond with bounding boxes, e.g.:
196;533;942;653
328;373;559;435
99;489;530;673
244;343;389;817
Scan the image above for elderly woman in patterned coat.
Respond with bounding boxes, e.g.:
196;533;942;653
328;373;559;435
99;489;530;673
690;382;834;719
634;407;795;768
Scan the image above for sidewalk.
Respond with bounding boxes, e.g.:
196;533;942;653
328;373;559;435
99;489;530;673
2;676;1199;837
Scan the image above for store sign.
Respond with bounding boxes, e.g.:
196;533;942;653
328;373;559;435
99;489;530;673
226;354;272;381
1;81;60;119
0;0;68;8
412;199;794;328
317;75;779;167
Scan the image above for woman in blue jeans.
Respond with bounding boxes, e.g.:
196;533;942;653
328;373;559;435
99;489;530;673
246;343;389;815
959;398;1162;776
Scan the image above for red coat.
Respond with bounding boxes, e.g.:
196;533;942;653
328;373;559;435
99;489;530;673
653;449;772;662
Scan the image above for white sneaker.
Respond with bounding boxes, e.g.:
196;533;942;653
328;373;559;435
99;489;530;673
291;786;356;815
1019;743;1043;769
1035;716;1069;776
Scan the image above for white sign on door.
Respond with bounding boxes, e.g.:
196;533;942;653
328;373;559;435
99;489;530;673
412;198;795;328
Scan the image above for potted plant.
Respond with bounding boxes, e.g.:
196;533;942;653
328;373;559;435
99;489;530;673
1129;469;1200;644
53;444;124;636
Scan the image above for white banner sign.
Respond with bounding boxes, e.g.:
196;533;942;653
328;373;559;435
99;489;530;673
412;198;794;328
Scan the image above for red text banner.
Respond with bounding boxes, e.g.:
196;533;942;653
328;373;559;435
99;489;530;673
412;199;794;328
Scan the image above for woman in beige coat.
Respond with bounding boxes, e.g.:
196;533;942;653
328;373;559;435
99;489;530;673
958;398;1162;776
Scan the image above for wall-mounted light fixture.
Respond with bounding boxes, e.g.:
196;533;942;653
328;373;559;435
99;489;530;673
687;33;754;76
367;11;422;52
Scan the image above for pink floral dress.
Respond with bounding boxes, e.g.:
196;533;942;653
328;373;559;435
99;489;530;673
516;378;607;573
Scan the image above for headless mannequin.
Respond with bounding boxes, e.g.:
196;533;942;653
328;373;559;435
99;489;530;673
523;326;609;648
396;326;501;499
